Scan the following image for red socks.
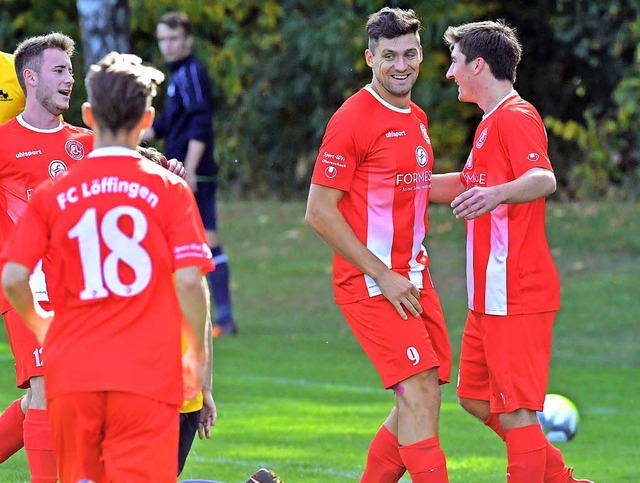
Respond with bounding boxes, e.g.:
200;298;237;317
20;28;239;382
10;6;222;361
544;442;571;483
0;398;25;463
361;425;406;483
23;409;57;483
484;412;506;441
505;424;547;483
398;435;448;483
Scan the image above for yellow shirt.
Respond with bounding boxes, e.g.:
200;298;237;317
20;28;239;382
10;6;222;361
181;329;204;413
0;52;25;124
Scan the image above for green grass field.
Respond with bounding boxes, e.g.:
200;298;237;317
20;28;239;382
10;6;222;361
1;201;638;482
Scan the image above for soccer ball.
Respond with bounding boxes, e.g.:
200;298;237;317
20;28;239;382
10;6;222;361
537;393;579;443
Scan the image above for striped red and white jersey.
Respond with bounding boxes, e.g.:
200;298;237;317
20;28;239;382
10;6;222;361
0;115;94;312
311;85;435;304
2;147;213;404
460;91;560;315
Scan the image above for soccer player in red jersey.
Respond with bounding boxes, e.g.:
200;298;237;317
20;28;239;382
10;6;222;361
2;51;212;483
306;8;451;482
0;33;186;480
430;20;592;483
0;33;90;482
0;49;29;466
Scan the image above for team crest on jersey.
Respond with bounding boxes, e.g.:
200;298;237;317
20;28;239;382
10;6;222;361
416;146;428;168
465;151;473;170
475;127;489;149
49;160;68;178
325;166;338;179
65;140;85;160
419;123;431;144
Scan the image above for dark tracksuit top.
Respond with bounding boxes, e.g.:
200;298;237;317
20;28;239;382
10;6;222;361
153;53;218;178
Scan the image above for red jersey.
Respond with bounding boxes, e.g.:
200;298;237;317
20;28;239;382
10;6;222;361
311;86;435;304
460;91;560;315
0;115;94;311
2;147;214;405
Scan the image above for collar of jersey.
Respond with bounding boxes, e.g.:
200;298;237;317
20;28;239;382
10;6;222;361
17;114;63;133
364;84;411;114
482;89;518;120
88;146;142;158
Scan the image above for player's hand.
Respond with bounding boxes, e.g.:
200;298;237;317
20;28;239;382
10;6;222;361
32;306;54;346
451;185;503;220
376;270;422;320
166;158;187;179
198;390;217;439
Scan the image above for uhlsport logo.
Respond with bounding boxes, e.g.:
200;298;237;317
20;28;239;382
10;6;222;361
65;140;85;160
416;146;428;168
527;152;540;162
49;160;68;178
476;127;489;149
325;166;338;179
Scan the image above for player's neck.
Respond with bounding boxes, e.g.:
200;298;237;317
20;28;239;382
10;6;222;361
369;80;411;109
92;126;141;151
478;81;514;114
21;103;63;130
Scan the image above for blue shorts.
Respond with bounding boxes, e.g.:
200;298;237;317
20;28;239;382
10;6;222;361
195;181;217;231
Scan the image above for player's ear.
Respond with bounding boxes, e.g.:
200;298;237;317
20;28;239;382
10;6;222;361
23;69;37;88
81;102;94;128
139;106;155;131
365;49;374;68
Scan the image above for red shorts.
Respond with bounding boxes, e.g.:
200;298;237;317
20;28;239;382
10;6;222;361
340;288;451;389
457;310;555;413
2;302;51;388
48;391;179;483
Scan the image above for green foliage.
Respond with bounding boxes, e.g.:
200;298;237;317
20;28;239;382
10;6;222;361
2;1;639;199
128;0;492;198
2;201;639;481
545;1;640;200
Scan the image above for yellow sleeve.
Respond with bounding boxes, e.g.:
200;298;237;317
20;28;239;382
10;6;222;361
0;52;26;124
180;327;204;413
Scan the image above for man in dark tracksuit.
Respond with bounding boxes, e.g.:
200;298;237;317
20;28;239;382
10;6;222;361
143;11;237;340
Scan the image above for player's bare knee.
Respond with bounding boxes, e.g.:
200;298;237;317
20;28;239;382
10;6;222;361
459;397;489;421
395;369;441;409
27;376;47;409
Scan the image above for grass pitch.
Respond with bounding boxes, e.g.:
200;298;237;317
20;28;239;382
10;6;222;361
1;201;638;482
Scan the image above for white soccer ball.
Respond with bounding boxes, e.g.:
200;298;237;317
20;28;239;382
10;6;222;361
537;393;580;443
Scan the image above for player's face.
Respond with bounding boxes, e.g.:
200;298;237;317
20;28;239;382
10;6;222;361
34;48;74;116
157;24;193;63
446;44;477;104
365;33;422;108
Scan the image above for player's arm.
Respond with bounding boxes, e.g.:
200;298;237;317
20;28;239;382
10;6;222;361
198;318;216;439
183;139;206;192
430;172;466;204
451;167;556;220
175;266;209;400
2;261;53;345
305;183;422;320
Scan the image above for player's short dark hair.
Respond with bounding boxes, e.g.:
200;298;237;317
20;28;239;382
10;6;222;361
85;52;164;135
13;32;75;93
443;20;522;83
158;11;193;36
366;7;421;53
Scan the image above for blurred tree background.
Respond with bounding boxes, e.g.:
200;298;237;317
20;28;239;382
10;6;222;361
1;0;638;200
